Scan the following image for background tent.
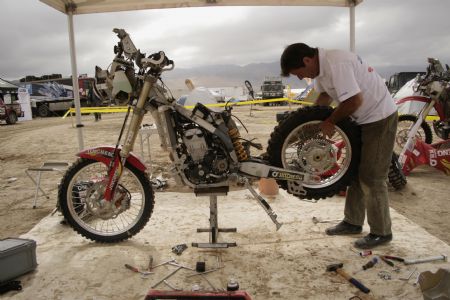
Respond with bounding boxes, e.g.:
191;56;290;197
39;0;363;150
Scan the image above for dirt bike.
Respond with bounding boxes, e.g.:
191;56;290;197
396;58;450;176
58;29;364;243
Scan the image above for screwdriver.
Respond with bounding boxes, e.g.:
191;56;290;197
380;256;395;267
362;257;379;270
124;264;153;276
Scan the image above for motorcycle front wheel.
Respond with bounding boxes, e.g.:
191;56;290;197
394;114;433;154
267;106;361;200
58;158;154;243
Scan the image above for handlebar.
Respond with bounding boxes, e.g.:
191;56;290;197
112;28;174;73
414;58;450;94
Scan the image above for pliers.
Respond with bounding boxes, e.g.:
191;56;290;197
380;255;405;267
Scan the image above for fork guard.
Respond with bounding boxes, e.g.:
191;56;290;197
77;146;147;172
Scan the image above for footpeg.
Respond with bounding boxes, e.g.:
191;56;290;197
245;179;283;231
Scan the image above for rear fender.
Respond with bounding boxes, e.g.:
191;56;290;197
78;146;147;172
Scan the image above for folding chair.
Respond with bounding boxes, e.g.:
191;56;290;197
25;161;70;208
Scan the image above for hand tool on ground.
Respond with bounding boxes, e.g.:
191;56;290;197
353;257;378;275
380;256;395;267
148;255;153;271
163;279;182;291
404;254;447;265
168;261;196;271
359;250;372;257
201;273;217;291
124;264;153;276
362;257;379;270
400;267;417;281
326;263;370;294
151;266;183;288
312;216;341;224
186;267;224;278
150;258;176;270
382;255;404;263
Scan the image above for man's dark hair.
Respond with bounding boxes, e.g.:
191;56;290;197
280;43;318;77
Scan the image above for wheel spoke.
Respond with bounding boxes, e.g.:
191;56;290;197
63;160;150;241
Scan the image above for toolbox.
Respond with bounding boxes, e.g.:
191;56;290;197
0;238;37;283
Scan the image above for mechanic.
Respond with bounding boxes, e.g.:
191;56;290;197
280;43;398;249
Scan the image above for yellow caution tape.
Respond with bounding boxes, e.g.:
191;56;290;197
63;100;440;123
62;98;313;118
62;106;129;118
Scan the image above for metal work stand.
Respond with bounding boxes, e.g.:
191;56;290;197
192;194;237;249
139;124;158;176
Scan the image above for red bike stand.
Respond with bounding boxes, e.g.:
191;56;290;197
145;290;253;299
192;193;237;249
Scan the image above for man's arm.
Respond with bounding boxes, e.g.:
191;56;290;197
315;92;333;106
320;93;363;137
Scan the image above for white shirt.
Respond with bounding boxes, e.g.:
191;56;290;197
314;48;397;124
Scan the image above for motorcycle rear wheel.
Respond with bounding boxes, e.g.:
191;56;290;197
58;158;154;243
267;106;361;200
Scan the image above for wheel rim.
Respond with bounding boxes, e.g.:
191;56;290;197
281;121;352;188
66;162;146;237
394;119;426;154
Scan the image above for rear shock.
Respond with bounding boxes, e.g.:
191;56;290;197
228;128;248;161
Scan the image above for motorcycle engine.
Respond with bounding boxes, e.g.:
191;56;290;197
180;124;229;184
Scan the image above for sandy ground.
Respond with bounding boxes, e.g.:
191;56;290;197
0;106;449;299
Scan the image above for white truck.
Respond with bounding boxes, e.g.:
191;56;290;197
18;74;96;117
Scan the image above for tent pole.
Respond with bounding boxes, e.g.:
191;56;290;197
66;5;84;150
349;3;355;52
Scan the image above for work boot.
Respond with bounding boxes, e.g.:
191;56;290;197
325;221;362;236
354;233;393;249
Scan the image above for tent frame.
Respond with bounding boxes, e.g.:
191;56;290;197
40;0;362;150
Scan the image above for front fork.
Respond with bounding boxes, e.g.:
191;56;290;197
104;77;155;201
399;99;436;168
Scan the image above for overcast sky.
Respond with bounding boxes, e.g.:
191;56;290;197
1;0;450;81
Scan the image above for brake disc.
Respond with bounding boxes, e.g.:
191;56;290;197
84;182;131;219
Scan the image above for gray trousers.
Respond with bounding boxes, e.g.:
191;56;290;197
344;112;398;236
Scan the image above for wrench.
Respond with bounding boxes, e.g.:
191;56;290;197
169;261;196;271
201;274;217;291
163;280;182;291
151;258;176;270
151;266;182;288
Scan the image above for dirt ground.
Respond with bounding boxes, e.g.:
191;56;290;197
0;105;449;246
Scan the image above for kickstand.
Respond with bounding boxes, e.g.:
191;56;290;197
245;179;283;230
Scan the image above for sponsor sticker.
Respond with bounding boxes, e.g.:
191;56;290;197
269;170;303;181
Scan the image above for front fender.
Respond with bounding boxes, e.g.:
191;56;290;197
78;145;147;172
395;95;431;105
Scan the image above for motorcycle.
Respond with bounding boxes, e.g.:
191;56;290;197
58;29;363;243
397;58;450;176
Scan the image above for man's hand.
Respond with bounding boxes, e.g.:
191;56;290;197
320;119;335;138
315;92;332;106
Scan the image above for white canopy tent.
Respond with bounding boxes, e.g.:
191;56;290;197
39;0;363;150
